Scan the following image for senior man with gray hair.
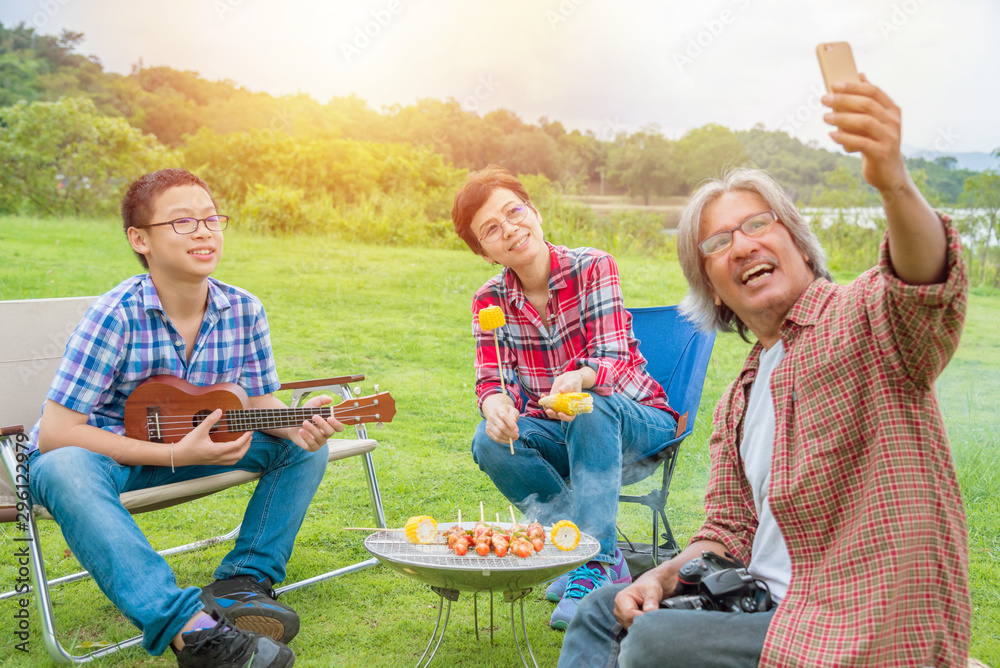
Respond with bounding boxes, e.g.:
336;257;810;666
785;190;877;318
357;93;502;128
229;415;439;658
557;77;971;667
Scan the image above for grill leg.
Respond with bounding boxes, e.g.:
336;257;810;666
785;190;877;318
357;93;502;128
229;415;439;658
504;588;539;668
473;592;479;642
417;587;458;667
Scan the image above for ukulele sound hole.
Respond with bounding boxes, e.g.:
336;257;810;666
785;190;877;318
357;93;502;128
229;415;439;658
193;409;219;432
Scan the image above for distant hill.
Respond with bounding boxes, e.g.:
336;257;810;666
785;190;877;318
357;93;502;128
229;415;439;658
902;145;999;172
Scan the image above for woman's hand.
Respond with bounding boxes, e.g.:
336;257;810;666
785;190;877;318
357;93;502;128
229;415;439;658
482;393;520;443
544;367;597;422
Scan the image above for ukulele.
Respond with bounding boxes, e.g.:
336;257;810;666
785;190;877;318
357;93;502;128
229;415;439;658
123;375;395;443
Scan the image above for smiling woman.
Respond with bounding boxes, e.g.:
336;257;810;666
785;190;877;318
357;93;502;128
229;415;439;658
449;164;680;630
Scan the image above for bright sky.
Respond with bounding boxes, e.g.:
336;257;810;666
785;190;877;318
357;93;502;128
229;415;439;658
2;0;998;154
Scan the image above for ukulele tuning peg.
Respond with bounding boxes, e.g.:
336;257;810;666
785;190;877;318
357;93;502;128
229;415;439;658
374;384;379;393
353;387;361;396
375;422;385;429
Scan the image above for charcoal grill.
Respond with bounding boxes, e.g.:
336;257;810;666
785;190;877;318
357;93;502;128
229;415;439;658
365;522;599;667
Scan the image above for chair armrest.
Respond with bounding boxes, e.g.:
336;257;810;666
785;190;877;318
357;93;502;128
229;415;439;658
279;375;365;391
0;428;28;523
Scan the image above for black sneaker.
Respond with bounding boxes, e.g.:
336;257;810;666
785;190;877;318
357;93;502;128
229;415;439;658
172;614;294;668
201;575;300;644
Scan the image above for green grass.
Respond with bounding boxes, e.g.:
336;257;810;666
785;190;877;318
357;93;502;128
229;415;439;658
0;215;997;666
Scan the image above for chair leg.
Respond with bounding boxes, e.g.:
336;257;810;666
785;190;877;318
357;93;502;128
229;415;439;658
27;511;146;664
1;437;145;663
657;508;680;559
361;451;387;529
275;442;387;596
1;523;244;602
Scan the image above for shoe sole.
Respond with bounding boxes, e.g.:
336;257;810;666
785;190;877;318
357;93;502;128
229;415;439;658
228;613;299;645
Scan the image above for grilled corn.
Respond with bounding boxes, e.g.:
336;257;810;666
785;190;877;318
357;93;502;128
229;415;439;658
550;519;581;551
404;515;438;544
539;392;594;416
478;305;506;331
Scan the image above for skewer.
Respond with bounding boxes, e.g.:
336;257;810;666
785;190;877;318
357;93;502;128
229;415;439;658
458;508;462;526
491;329;514;456
509;505;517;524
479;306;514;455
479;501;485;523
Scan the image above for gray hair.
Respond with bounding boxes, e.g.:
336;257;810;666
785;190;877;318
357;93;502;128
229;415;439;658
677;168;832;340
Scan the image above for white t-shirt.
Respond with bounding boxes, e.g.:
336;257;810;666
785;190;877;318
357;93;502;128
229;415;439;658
739;339;791;603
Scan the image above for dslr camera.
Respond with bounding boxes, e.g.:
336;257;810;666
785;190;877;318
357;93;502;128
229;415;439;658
659;551;772;613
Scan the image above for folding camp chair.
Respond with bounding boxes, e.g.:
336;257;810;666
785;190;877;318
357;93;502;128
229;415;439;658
619;305;715;565
0;296;387;663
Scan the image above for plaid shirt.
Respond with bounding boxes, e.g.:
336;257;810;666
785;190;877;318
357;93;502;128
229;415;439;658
27;274;279;451
692;218;971;667
472;243;672;419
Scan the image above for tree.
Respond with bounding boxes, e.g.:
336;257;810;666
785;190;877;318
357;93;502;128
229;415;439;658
0;97;175;216
606;127;678;205
675;124;748;192
960;169;1000;285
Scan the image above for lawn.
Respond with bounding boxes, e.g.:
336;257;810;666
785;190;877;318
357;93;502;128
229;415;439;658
0;216;997;667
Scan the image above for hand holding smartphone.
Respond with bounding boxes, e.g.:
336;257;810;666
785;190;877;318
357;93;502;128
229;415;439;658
816;42;861;93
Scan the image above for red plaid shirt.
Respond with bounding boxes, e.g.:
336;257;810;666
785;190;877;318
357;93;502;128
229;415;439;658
692;218;971;667
472;243;672;419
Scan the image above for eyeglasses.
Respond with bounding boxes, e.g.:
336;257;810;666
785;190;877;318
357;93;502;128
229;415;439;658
698;210;778;256
477;204;530;243
144;215;229;235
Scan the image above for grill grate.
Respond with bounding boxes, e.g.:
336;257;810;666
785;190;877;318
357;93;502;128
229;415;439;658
365;522;599;572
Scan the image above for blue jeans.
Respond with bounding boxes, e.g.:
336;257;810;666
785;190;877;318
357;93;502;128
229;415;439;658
558;583;775;668
27;433;328;656
471;393;676;562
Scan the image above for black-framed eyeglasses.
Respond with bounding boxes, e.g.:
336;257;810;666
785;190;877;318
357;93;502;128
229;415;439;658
699;210;778;256
477;204;530;243
144;215;229;235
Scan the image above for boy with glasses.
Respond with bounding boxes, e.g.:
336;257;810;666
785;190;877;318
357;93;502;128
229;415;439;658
26;168;342;668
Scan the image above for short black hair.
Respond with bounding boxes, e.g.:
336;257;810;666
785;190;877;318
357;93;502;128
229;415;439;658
121;169;218;269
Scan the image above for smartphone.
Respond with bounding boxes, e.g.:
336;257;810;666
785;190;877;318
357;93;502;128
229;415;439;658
816;42;861;93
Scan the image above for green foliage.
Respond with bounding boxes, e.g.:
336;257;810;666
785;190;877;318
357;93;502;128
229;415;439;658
0;97;176;216
809;163;880;208
0;20;994;234
737;125;857;204
959;170;1000;287
606;126;679;204
674;123;748;192
809;209;886;275
906;156;979;204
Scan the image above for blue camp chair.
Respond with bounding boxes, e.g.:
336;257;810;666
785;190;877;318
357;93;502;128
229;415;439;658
619;305;716;564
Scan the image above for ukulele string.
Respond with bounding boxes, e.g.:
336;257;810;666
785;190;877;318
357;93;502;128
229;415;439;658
146;404;373;435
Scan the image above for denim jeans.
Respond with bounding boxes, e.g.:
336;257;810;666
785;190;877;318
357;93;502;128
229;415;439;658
27;433;328;656
471;393;676;562
558;584;775;668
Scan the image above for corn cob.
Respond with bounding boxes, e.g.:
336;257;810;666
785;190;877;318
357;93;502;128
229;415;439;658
404;515;438;544
539;392;594;416
478;305;506;331
550;520;581;551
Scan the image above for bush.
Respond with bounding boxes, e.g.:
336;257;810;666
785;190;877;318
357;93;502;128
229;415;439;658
0;97;176;217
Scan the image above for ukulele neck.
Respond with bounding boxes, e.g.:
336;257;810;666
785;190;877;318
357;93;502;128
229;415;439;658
225;406;338;432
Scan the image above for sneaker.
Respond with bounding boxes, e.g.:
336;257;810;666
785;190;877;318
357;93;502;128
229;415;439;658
545;574;569;602
201;575;300;644
173;613;295;668
549;548;631;631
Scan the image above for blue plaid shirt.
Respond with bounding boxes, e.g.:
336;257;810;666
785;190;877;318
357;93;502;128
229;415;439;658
26;274;280;452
